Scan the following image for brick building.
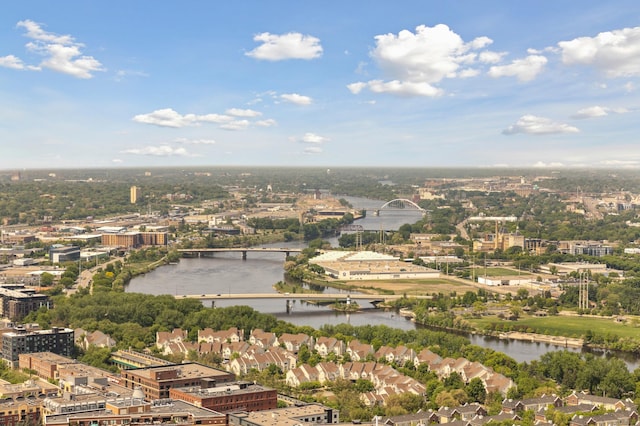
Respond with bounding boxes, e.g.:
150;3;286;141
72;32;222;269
119;363;234;401
0;285;51;321
169;382;277;413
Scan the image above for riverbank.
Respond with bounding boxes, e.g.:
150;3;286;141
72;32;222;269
496;331;584;348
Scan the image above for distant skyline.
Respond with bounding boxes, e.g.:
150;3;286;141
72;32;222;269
1;1;639;170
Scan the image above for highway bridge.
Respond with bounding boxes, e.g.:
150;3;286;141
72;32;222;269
177;292;432;301
178;247;303;259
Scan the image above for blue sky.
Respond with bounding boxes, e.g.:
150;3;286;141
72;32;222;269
1;1;639;169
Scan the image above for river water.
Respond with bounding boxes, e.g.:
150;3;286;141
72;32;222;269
126;196;640;370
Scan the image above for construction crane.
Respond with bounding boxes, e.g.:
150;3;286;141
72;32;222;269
467;216;518;250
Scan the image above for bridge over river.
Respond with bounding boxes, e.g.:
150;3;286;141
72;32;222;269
177;292;432;301
178;247;303;259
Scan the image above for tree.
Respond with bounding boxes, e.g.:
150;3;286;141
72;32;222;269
466;378;487;403
39;272;55;286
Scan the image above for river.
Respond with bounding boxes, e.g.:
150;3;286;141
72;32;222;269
126;196;639;370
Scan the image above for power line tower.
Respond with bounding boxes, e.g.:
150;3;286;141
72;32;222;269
339;224;364;251
578;270;589;310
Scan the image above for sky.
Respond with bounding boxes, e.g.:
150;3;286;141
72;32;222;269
1;1;640;170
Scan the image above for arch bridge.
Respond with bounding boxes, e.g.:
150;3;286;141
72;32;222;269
380;198;426;212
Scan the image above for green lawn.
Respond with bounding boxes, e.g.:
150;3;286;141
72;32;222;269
470;267;532;277
470;314;640;339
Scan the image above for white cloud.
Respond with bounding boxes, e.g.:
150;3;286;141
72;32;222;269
572;106;608;119
245;32;323;61
302;132;330;144
304;146;323;154
625;82;636;92
350;24;503;97
599;159;640;167
572;105;629;119
121;145;196;157
0;54;34;70
219;120;250;131
174;137;216;145
15;19;104;79
280;93;313;105
255;119;277;127
558;26;640;77
458;68;480;78
17;19;73;44
133;108;232;128
532;161;565;168
114;69;149;82
347;82;367;94
112;158;123;163
479;51;507;64
488;55;547;81
351;80;443;97
503;115;579;135
226;108;262;117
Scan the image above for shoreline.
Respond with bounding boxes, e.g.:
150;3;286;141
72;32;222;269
497;331;584;348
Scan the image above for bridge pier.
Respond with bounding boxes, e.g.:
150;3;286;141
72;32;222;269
285;299;292;313
242;251;247;260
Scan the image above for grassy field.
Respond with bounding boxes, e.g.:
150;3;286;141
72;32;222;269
327;278;479;295
470;267;533;277
470;314;640;339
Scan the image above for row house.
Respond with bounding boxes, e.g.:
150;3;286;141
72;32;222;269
374;345;415;366
248;329;277;348
278;333;314;353
222;341;252;360
570;411;638;426
316;362;341;383
286;364;320;387
566;392;636;412
229;346;296;376
341;361;377;381
347;339;374;361
534;404;599;423
437;403;487;423
361;391;387;407
427;355;514;396
74;329;116;351
198;327;242;343
468;412;522;425
155;328;188;351
379;411;439;426
315;336;345;357
502;394;563;414
414;348;443;369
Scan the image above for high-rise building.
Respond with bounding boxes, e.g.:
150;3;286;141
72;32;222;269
130;186;139;204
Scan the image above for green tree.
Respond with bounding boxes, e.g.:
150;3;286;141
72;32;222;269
466;377;487;403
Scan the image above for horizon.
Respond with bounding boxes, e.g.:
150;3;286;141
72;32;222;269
1;1;639;169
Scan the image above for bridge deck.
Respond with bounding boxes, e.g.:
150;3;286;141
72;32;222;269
177;293;432;300
178;248;302;253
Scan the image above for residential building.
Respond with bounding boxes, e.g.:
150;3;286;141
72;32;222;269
119;363;234;401
0;285;51;321
2;327;74;367
227;403;339;425
169;381;277;413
